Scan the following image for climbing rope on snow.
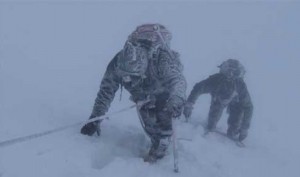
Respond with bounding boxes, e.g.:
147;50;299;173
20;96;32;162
0;104;137;148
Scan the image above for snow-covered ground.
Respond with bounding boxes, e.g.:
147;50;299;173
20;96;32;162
1;1;300;177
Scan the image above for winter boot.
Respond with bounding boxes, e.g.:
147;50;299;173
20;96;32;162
144;137;170;163
227;127;239;140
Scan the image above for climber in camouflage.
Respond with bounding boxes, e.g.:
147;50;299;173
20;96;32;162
81;24;187;162
183;59;253;142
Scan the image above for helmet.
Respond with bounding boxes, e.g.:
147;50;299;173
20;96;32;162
219;59;246;79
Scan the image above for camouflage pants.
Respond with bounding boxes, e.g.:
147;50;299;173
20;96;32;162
138;105;173;141
136;93;173;156
137;104;172;158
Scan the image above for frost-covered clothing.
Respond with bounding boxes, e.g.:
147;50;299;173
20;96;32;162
187;73;253;136
91;49;186;116
90;49;186;151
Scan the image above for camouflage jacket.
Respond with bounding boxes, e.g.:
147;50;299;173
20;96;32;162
90;49;187;117
187;73;253;129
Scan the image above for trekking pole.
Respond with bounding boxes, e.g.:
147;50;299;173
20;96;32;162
172;118;179;173
155;25;181;172
0;104;137;148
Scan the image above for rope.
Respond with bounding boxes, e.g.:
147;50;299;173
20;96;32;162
0;104;137;148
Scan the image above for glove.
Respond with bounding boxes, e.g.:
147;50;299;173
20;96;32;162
164;96;184;118
80;116;102;136
183;102;193;120
239;129;248;141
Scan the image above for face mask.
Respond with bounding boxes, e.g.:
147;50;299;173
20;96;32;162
226;68;242;79
119;41;149;76
219;59;245;80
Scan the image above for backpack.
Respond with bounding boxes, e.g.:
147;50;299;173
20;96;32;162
118;24;174;76
128;24;172;52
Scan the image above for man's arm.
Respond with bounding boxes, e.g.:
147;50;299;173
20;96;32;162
186;74;221;104
158;50;186;101
238;80;254;131
90;53;121;118
81;53;121;136
157;50;187;116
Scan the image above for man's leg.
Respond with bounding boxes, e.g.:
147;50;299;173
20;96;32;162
207;102;225;131
141;107;172;162
227;104;244;139
147;93;173;160
138;107;158;137
153;109;172;158
138;107;167;162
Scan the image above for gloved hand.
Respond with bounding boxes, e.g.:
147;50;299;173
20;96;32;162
183;102;193;120
164;96;184;118
81;116;102;136
239;129;248;141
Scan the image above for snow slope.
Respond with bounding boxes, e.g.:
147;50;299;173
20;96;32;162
1;1;300;177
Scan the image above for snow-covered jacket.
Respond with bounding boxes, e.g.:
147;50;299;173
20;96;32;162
187;73;253;130
90;49;187;117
